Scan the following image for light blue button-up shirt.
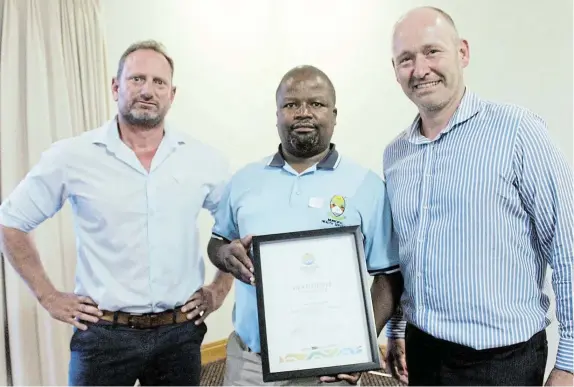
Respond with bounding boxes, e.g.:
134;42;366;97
384;90;573;373
0;118;229;313
212;145;400;353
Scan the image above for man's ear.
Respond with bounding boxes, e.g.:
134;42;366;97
111;77;119;101
391;58;400;83
171;86;177;102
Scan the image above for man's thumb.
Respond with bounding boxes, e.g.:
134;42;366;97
240;234;253;248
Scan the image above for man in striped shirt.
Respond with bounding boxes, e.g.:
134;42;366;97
383;6;573;386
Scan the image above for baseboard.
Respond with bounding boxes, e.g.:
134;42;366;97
201;339;228;364
200;340;387;365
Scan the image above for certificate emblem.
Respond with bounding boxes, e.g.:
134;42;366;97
300;253;318;272
302;253;315;266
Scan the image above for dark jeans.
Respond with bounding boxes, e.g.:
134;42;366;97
405;323;547;386
68;319;207;386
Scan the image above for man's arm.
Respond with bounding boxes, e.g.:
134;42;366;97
372;272;403;336
0;142;102;329
1;226;58;303
207;237;230;273
516;112;573;378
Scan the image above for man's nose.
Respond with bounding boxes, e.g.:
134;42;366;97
139;80;154;96
413;55;431;79
295;103;312;117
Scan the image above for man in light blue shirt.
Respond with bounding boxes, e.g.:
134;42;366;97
0;40;233;385
383;7;573;386
207;65;403;386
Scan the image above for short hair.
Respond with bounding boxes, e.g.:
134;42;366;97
275;65;336;104
116;40;174;80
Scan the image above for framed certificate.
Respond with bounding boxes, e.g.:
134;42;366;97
252;225;381;382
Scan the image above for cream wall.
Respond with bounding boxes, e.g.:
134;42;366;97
100;0;572;377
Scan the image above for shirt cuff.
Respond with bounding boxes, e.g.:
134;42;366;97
385;315;407;339
555;337;574;373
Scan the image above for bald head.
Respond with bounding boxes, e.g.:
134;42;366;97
392;6;460;54
275;65;336;105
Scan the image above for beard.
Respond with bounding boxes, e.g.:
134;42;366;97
285;130;325;158
120;101;164;129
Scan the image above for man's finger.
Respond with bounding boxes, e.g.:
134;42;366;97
337;373;360;384
228;255;255;284
70;318;88;331
79;303;103;317
78;296;97;305
398;357;408;373
77;312;99;323
319;376;338;383
231;242;253;268
240;234;252;248
185;307;201;321
181;299;202;314
194;309;210;325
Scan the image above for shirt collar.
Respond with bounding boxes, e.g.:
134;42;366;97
267;143;340;170
407;88;482;144
92;116;187;152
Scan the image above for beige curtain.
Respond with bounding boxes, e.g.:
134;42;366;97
0;0;110;384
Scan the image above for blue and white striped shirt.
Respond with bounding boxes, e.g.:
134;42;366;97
384;90;573;373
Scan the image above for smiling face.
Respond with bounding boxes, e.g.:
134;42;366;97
276;68;337;158
392;8;469;113
112;48;176;129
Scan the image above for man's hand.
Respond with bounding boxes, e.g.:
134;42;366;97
385;338;408;384
218;235;254;285
319;373;361;385
181;284;226;325
39;291;102;331
545;368;573;386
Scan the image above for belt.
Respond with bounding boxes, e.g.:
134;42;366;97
100;307;188;329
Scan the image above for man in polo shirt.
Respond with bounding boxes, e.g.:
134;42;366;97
207;65;403;386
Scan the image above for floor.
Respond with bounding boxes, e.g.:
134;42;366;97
200;359;404;386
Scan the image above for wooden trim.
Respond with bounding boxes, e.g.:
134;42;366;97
201;339;228;364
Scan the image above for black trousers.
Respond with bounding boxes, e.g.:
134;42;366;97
68;319;207;386
405;324;548;386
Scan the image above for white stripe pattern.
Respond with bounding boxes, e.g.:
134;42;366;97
383;90;573;373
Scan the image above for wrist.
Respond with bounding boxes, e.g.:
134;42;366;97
36;285;58;305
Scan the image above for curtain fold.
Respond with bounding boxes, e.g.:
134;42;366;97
0;0;110;384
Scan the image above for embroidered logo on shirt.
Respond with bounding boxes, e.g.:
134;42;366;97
321;195;346;227
329;195;346;219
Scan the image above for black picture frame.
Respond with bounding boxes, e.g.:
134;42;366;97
251;225;381;383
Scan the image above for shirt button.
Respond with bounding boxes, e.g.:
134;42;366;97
418;239;424;243
423;206;429;210
296;191;300;195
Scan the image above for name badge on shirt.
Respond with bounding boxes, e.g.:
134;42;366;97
308;197;324;209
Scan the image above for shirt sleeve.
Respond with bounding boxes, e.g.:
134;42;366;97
211;176;239;243
0;141;68;233
514;111;573;373
385;306;407;339
202;153;231;216
359;172;400;275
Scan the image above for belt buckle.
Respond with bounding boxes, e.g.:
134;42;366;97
149;314;160;328
127;314;148;329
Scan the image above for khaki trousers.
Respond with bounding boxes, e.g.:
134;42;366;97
223;331;360;386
